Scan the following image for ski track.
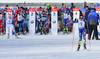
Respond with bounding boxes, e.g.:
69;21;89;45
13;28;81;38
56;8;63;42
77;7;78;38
0;34;100;59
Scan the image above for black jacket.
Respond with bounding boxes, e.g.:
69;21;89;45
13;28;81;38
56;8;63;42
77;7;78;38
85;9;90;20
79;10;83;16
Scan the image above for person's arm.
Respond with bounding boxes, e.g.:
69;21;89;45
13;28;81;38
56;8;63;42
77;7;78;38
73;19;78;23
85;11;87;20
80;10;82;16
97;13;99;19
88;13;90;23
96;13;98;24
50;6;51;11
22;14;25;18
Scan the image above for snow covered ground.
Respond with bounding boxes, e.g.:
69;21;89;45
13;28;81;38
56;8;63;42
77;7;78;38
0;33;100;59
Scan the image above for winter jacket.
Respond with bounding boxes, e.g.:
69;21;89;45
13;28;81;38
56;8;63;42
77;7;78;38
85;9;90;20
88;9;98;25
79;10;83;17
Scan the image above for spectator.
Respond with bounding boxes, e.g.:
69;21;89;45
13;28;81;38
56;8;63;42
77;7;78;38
84;1;87;8
88;8;100;40
47;4;51;12
54;5;57;8
71;3;75;8
47;4;51;9
85;6;90;39
79;10;83;17
91;6;97;40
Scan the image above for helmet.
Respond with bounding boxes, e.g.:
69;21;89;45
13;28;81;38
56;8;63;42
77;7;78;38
8;14;11;16
26;11;28;13
80;16;83;19
54;5;57;8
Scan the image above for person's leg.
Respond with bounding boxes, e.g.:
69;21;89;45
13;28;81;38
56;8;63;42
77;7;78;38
83;29;86;49
0;20;4;34
0;24;3;33
24;20;27;32
2;24;4;34
11;24;16;35
0;25;3;34
65;24;68;34
88;23;90;39
8;25;10;35
63;20;66;34
17;22;20;35
92;30;95;40
59;21;62;31
78;31;82;45
0;20;2;34
11;24;19;38
93;25;99;40
77;30;82;51
26;20;29;32
0;25;2;34
2;20;4;34
7;25;10;38
15;27;18;34
85;22;88;34
22;19;25;32
40;22;43;35
18;22;21;32
89;25;93;40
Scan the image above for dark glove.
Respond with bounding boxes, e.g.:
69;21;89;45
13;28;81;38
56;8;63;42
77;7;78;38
97;23;99;25
75;18;77;21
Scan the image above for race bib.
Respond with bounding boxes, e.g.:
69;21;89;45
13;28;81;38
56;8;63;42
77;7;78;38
7;19;12;24
78;20;85;28
18;15;23;21
64;13;68;19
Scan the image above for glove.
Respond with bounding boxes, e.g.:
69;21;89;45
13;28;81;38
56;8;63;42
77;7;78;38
75;18;77;21
97;23;99;25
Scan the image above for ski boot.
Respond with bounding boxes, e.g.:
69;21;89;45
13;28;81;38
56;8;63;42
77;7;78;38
0;32;3;35
18;32;21;35
15;34;20;39
1;32;3;35
88;34;90;40
45;32;47;35
84;44;86;49
23;31;25;35
47;30;49;33
66;31;68;34
44;31;47;35
7;34;9;39
3;31;5;34
63;31;66;35
0;31;1;35
40;31;42;35
77;45;80;51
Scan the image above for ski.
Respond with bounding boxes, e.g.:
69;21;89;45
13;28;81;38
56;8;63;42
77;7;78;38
16;37;22;39
76;49;90;52
82;49;90;51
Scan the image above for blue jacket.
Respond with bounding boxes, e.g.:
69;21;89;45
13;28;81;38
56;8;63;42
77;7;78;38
88;9;98;23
